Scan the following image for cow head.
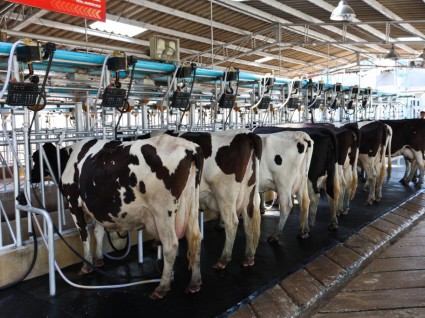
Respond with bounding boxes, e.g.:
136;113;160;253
31;143;71;183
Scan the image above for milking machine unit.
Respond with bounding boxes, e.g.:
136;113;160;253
217;68;240;129
169;62;197;130
343;85;359;121
304;79;324;123
358;87;372;120
255;76;275;126
5;40;56;112
99;51;138;139
326;82;342;122
285;79;302;122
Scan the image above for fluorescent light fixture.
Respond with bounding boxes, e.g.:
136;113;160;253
397;37;424;42
90;19;147;37
330;0;356;22
255;56;274;63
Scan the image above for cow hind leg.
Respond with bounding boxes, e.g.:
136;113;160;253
241;191;261;267
184;203;202;294
93;222;105;268
297;188;310;238
69;206;93;274
267;194;292;243
307;181;320;230
150;221;178;300
213;204;238;270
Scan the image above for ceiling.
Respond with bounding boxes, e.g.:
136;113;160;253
1;0;425;79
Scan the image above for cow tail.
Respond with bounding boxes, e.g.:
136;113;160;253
385;125;393;182
325;130;339;200
251;151;261;253
187;148;204;270
250;133;263;249
351;149;359;200
247;133;262;252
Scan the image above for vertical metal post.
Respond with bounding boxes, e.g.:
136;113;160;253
142;103;148;130
12;111;22;247
75;101;83;132
199;209;204;240
138;229;143;264
23;108;32;235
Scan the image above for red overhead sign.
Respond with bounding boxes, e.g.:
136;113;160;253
7;0;106;21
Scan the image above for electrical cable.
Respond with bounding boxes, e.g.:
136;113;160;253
0;40;23;100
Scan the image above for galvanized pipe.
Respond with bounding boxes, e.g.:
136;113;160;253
15;204;56;296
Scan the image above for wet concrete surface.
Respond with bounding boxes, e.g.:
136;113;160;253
0;168;419;318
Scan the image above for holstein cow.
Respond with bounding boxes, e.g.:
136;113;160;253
254;126;340;232
357;121;392;205
32;135;204;300
166;130;262;269
331;123;360;215
254;130;313;241
380;119;425;187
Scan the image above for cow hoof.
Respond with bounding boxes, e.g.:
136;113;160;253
213;258;230;270
93;258;104;267
241;256;254;267
342;208;349;215
363;199;373;206
267;235;279;244
399;179;409;186
260;208;266;215
185;280;202;294
149;287;170;300
328;223;338;231
297;231;309;239
415;183;423;189
79;263;93;275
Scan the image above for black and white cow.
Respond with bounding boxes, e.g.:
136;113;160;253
357;121;392;205
254;130;313;241
166;129;262;269
33;135;204;300
253;126;340;232
380;119;425;187
331;123;360;215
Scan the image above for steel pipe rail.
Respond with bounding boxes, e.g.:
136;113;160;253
15;204;56;296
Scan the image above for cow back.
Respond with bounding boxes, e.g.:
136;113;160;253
380;119;425;154
358;121;388;157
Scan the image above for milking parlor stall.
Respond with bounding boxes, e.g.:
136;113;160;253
0;0;425;317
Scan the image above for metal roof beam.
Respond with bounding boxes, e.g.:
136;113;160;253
214;0;379;60
361;0;425;41
13;9;48;31
307;0;419;55
105;15;322;68
257;0;387;54
129;0;349;63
